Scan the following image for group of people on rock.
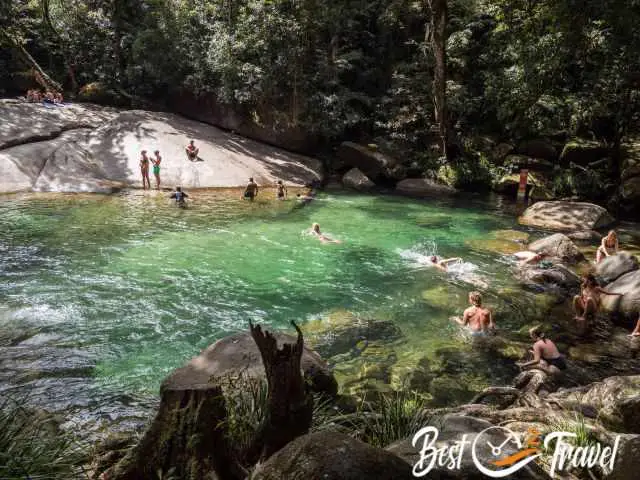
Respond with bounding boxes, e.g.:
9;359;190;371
139;150;162;190
26;89;64;104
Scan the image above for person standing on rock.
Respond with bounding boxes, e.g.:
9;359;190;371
152;150;162;190
596;230;619;264
453;291;495;336
517;326;566;373
140;150;151;190
243;178;259;201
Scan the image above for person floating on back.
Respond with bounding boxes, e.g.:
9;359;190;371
596;230;618;264
170;186;189;207
185;140;199;161
276;180;287;200
517;326;567;374
152;150;162;190
243;177;259;201
453;291;495;337
140;150;151;190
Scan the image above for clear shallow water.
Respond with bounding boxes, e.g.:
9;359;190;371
0;189;563;433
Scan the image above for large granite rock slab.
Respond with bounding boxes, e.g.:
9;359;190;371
519;201;614;231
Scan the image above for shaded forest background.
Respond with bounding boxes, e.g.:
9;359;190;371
2;0;640;214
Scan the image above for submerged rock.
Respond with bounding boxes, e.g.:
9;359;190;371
596;252;639;284
528;233;584;264
519;201;614;231
252;431;413;480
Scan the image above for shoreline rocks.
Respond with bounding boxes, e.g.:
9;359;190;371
519;201;614;231
528;233;585;264
395;178;458;197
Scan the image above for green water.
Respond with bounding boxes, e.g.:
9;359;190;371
0;189;550;432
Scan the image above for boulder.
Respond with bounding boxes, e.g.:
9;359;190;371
596;252;639;284
336;142;399;181
549;375;640;434
517;138;558;162
342;168;375;191
396;178;457;197
252;431;413;480
387;415;544;479
567;230;602;242
519;201;615;231
528;233;585;264
492;142;515;162
600;270;640;318
621;176;640;206
560;139;609;166
518;263;581;289
164;331;337;397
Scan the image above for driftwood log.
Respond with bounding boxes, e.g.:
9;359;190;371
246;320;314;463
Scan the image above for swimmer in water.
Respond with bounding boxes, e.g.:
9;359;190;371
310;223;341;244
430;255;462;272
513;251;549;266
453;291;495;336
169;186;189;206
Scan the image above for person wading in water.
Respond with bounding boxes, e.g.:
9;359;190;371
517;326;567;374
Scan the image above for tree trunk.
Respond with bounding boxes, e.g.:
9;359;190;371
0;30;62;92
248;321;313;463
426;0;449;159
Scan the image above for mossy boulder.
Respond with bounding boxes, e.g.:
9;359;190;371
560;139;609;166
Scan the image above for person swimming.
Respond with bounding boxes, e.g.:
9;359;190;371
453;291;495;336
429;255;462;272
169;186;189;206
310;223;341;244
573;273;623;331
596;230;619;264
517;326;567;373
243;178;259;201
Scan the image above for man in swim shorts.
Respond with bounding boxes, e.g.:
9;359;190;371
244;178;259;200
185;140;199;161
454;291;495;336
169;186;189;206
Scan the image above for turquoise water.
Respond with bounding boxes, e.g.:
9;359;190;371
0;189;552;432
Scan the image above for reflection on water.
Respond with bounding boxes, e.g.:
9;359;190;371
0;189;636;437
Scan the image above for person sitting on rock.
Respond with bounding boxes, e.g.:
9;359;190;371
429;255;462;272
517;326;567;373
573;273;623;328
596;230;619;264
243;177;259;201
169;186;189;206
185;140;199;161
453;291;495;337
310;223;341;244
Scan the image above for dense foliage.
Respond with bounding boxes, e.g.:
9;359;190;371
2;0;640;193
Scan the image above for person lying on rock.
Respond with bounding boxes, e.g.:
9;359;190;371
452;291;495;337
513;250;550;267
429;255;462;272
596;230;619;264
573;273;623;328
310;223;341;244
169;186;189;206
517;326;566;374
185;140;199;161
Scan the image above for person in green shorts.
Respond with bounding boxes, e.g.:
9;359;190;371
152;150;162;190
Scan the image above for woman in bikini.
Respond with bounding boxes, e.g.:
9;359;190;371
140;150;151;190
596;230;619;264
573;273;623;329
152;150;162;190
310;223;341;244
517;326;566;374
276;180;287;200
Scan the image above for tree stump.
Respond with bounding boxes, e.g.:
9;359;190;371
247;320;314;463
